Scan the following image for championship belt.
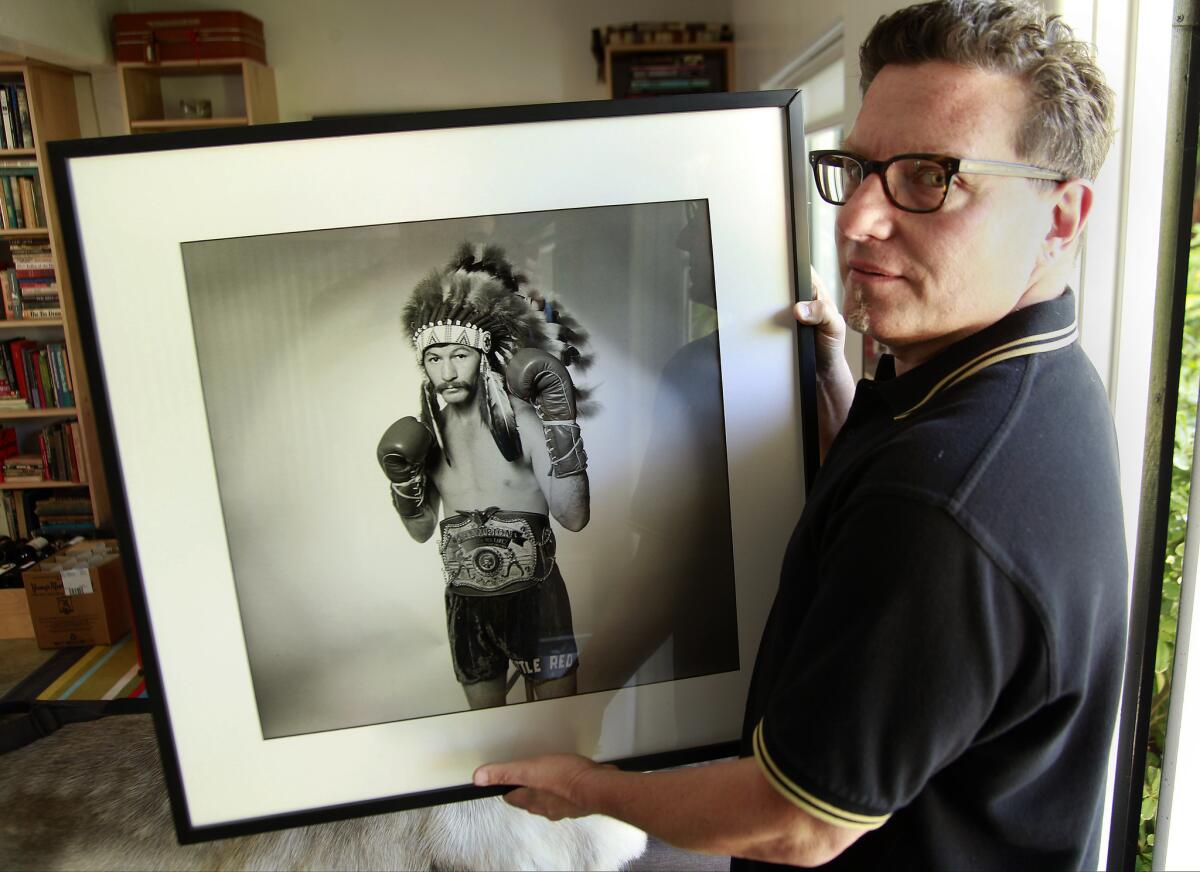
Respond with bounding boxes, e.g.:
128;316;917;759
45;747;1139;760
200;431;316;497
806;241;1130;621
439;508;556;595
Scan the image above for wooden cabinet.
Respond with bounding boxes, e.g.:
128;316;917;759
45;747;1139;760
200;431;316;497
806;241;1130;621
606;43;735;99
118;58;277;133
0;56;111;535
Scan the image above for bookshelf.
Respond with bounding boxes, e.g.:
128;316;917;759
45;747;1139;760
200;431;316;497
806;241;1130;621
117;58;278;134
606;43;735;99
0;55;109;539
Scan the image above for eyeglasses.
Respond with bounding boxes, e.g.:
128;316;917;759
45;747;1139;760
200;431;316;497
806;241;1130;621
809;150;1070;214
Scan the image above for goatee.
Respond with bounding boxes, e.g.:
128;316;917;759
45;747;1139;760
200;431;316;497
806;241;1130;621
845;286;870;334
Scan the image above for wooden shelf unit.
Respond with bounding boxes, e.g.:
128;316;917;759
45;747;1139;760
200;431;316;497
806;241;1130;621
0;479;86;491
605;42;735;99
0;319;62;330
0;55;110;534
0;408;78;420
118;58;278;132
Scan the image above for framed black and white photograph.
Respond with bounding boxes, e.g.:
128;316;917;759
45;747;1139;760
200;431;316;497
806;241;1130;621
49;91;817;841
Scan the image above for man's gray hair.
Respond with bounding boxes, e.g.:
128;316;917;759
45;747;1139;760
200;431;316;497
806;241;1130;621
859;0;1114;180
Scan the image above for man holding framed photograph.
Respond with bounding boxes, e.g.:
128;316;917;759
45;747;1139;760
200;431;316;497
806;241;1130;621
475;1;1129;868
378;244;592;709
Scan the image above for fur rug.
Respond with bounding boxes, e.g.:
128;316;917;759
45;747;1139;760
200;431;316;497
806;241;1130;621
0;713;647;871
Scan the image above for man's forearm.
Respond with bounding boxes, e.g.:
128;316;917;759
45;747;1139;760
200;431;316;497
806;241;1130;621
817;360;855;461
547;472;589;531
563;758;854;866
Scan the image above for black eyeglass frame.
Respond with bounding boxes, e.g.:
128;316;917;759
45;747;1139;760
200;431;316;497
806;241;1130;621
808;149;1071;214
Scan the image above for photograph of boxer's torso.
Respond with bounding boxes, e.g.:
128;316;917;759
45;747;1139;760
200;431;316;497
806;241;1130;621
378;244;592;710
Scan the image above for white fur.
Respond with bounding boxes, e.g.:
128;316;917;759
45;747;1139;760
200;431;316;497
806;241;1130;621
0;714;647;871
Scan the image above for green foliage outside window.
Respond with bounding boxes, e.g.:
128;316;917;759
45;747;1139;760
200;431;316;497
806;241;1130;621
1137;226;1200;871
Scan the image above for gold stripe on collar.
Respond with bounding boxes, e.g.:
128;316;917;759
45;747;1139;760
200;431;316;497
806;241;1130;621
894;321;1078;421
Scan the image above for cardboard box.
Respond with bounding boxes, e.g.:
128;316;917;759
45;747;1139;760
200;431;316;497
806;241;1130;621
0;586;34;639
23;540;131;649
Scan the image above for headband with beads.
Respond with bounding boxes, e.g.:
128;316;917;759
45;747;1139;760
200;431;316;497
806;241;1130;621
412;320;492;355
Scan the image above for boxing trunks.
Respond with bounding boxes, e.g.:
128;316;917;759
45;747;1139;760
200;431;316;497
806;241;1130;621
439;508;578;684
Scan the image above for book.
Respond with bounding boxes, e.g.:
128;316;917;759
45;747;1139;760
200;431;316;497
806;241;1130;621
63;423;78;482
37;424;69;482
67;421;87;484
51;425;68;481
36;348;52;407
14;86;33;150
60;347;73;397
7;86;20;148
7;339;29;401
24;307;61;320
0;89;13;151
0;342;18;392
4;453;46;483
8;175;23;227
15;341;39;406
1;176;16;228
0;272;12;319
54;344;72;407
34;502;92;516
7;271;22;319
16;177;33;229
4;492;26;538
35;430;51;479
46;343;66;407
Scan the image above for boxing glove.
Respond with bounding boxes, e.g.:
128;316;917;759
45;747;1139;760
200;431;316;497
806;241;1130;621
377;417;433;517
505;348;587;478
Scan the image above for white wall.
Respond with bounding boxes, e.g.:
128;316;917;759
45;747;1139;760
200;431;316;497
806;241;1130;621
0;0;125;67
732;0;909;375
0;0;130;136
118;0;731;121
733;0;843;90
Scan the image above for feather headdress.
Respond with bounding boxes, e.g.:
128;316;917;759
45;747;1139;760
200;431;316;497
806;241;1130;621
401;242;592;464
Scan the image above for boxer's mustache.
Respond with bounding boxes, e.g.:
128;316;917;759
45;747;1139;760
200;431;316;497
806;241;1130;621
436;382;468;394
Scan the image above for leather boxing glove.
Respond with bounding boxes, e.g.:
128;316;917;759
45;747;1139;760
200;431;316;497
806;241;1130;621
505;348;587;478
377;417;433;518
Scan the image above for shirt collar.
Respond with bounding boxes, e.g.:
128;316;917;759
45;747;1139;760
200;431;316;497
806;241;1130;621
870;290;1079;421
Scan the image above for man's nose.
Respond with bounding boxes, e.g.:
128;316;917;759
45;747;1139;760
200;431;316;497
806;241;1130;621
440;360;457;380
835;171;896;241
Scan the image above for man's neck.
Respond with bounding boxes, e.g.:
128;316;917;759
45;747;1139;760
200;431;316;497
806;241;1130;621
442;398;485;429
888;282;1068;376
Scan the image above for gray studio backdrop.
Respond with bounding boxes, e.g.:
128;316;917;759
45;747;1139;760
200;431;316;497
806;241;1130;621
181;200;739;739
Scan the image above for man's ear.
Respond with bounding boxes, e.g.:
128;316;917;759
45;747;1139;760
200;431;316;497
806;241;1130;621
1041;178;1093;263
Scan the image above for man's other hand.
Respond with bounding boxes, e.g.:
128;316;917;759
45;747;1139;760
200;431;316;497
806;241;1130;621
794;266;848;376
794;267;855;459
474;754;603;821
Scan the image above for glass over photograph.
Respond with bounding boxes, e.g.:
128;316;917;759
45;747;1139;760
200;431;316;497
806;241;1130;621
180;199;740;739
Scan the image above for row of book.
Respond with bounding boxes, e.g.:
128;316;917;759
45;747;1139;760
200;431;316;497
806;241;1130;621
0;491;95;540
603;22;733;46
628;55;717;91
0;420;89;485
0;82;34;151
0;339;75;410
0;239;59;319
622;52;724;97
0;161;46;229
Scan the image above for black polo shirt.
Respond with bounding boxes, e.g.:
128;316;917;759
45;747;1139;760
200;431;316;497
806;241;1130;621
736;291;1127;871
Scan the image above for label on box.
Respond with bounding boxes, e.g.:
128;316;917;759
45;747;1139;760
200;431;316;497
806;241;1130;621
61;567;93;596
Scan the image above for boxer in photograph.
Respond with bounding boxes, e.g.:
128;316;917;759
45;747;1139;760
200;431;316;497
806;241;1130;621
378;244;592;709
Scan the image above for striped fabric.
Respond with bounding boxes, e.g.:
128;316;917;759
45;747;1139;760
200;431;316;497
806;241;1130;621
36;633;145;701
753;720;890;831
893;320;1079;420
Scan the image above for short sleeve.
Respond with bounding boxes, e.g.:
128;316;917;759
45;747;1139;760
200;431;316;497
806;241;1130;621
754;493;1041;828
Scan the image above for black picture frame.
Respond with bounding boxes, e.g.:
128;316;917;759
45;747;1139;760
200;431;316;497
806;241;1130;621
49;90;817;843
